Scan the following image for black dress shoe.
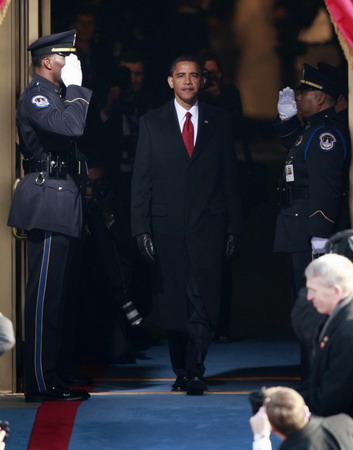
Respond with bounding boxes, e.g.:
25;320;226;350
61;373;94;386
171;376;189;392
186;377;207;395
25;385;90;402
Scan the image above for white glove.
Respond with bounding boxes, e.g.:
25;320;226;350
277;87;297;120
311;237;328;255
61;54;82;87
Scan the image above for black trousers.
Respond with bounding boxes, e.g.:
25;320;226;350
25;229;75;393
167;276;215;378
289;251;313;301
289;250;313;381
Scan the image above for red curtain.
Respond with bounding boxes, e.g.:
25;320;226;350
324;0;353;51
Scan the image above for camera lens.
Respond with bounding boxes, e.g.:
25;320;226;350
121;301;143;327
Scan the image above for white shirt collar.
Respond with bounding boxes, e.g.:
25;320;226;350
174;99;199;126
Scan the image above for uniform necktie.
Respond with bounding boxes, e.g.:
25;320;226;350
182;112;194;157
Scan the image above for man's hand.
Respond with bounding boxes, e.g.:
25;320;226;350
136;233;156;263
61;54;83;87
250;406;271;438
311;237;328;255
277;87;297;120
224;234;238;259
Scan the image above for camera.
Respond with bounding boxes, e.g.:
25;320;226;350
202;69;217;90
121;301;143;327
249;391;265;415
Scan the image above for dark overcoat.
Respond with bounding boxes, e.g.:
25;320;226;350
300;297;353;417
280;415;353;449
131;100;242;331
273;109;350;253
8;75;92;238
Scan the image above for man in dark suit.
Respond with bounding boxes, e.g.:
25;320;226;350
8;30;92;402
131;55;242;395
299;253;353;417
250;386;353;449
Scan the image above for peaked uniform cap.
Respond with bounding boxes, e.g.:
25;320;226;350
297;63;340;99
28;29;77;57
317;62;348;97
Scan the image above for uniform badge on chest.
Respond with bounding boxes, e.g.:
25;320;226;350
294;135;303;146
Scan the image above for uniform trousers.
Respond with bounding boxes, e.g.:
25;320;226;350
25;229;75;393
167;276;215;378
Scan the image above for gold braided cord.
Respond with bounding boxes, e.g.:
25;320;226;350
64;98;90;104
309;210;335;223
299;80;323;90
51;47;76;53
0;0;12;25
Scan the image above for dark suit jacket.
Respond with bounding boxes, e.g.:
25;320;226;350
280;415;353;449
131;100;242;330
300;297;353;417
291;287;327;368
8;75;92;238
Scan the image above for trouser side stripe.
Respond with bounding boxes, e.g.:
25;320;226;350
34;231;52;392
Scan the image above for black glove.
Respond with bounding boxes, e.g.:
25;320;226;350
136;233;156;263
224;234;239;259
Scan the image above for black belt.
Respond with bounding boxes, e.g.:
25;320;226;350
23;159;83;178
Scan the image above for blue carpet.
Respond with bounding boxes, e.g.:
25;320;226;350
0;408;37;449
1;335;300;449
70;395;282;450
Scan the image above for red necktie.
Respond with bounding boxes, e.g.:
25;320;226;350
182;112;194;157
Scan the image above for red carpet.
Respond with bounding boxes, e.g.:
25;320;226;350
28;401;81;450
28;358;105;449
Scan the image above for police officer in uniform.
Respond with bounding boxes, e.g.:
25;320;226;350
8;30;92;401
273;63;350;300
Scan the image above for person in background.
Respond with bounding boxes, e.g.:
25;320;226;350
250;386;353;449
317;62;348;127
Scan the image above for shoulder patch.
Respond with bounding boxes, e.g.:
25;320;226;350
319;132;336;151
31;95;50;108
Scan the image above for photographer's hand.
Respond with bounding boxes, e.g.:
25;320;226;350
250;406;272;450
0;429;6;450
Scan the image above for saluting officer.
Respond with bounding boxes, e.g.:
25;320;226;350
273;63;350;299
8;30;92;402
